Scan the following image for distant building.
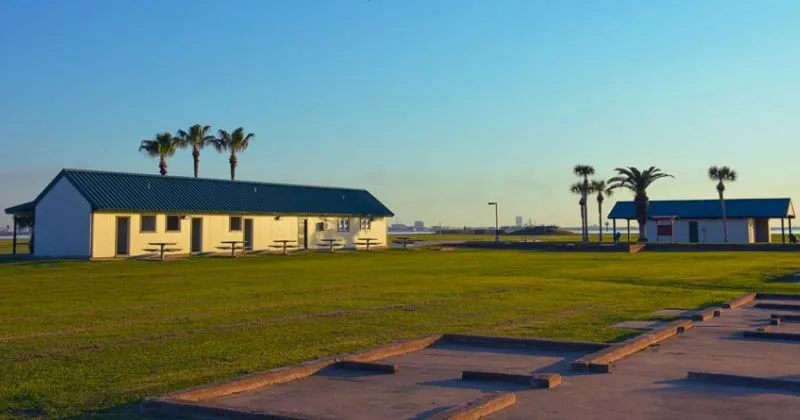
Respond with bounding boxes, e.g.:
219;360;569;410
413;221;424;232
607;198;795;243
4;169;394;258
515;216;523;227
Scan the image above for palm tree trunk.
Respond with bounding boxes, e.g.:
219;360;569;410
159;158;167;176
579;204;585;242
229;154;237;181
598;200;603;243
192;147;200;178
635;193;648;242
718;190;728;243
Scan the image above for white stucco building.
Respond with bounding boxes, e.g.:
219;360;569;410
4;169;394;258
607;198;795;243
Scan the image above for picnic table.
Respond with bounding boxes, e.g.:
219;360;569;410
269;239;297;255
316;238;343;252
392;236;421;249
218;240;246;257
355;237;381;251
144;242;180;260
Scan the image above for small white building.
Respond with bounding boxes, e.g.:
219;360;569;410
607;198;795;243
4;169;394;258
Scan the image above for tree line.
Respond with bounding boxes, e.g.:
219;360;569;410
138;124;255;180
571;165;737;243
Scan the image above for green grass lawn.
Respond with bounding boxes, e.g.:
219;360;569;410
1;249;800;417
0;238;28;255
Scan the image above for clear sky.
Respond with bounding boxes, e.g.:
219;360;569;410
2;0;799;228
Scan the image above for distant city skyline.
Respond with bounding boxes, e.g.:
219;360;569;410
3;1;800;226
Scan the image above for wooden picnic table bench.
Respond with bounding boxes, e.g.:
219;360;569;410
354;237;381;251
269;239;298;255
392;237;421;249
144;242;181;260
218;240;246;257
316;238;343;252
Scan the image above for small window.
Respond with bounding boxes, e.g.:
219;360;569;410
166;215;181;232
337;218;350;232
360;218;371;230
316;222;325;232
230;216;242;231
141;215;156;232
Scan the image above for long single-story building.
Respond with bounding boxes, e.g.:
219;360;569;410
607;198;795;243
4;169;394;258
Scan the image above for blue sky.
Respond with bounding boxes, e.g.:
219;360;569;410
2;0;799;228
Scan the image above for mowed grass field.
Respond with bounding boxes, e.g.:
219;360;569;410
2;247;800;417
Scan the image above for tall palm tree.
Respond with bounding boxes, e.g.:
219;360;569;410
573;165;595;242
176;124;216;178
139;132;179;176
608;166;674;242
215;127;255;181
590;179;613;243
570;182;587;241
708;166;737;243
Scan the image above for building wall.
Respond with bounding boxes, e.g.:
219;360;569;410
645;218;753;243
35;178;92;257
91;212;389;258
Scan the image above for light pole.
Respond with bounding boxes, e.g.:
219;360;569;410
488;202;499;243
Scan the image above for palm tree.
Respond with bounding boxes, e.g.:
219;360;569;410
590;179;613;243
608;166;674;242
215;127;255;181
139;132;179;176
708;166;737;242
570;182;587;241
176;124;216;178
573;165;595;242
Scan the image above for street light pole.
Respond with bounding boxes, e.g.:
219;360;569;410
488;202;499;243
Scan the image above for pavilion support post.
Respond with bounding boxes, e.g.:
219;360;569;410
627;219;631;243
612;219;617;242
782;218;786;243
790;218;793;237
12;215;17;256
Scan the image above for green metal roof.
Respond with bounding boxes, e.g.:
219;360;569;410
3;201;36;215
5;169;394;217
608;198;794;220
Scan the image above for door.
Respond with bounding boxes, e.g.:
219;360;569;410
115;217;130;256
243;218;254;250
191;218;203;253
688;221;699;243
298;219;308;250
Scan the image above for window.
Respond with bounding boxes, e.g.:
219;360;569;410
360;218;371;230
140;215;156;232
316;222;325;232
229;216;242;231
166;215;181;232
337;218;350;232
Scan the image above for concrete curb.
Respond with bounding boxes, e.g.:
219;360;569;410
771;313;800;322
691;307;722;322
754;302;800;311
687;371;800;392
343;334;442;362
428;392;518;420
571;319;693;373
460;371;563;389
160;335;441;403
168;358;336;403
742;330;800;341
335;360;398;374
441;334;609;353
722;292;757;309
756;293;800;301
